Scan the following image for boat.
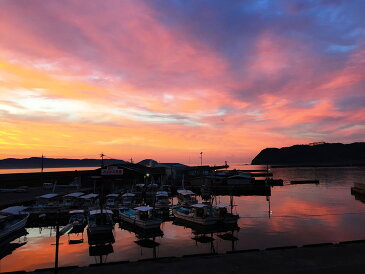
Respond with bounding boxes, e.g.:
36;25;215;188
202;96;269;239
119;206;162;229
69;209;87;233
87;209;114;236
214;204;239;224
226;173;252;185
0;206;29;241
105;194;120;208
177;189;198;207
121;193;136;207
172;204;219;226
154;191;170;209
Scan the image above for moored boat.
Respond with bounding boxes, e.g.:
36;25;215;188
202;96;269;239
119;206;162;229
214;204;239;224
172;204;219;226
87;209;114;236
0;206;29;241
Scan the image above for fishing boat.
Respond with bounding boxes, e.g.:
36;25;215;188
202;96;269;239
177;189;198;207
121;193;136;207
172;204;219;226
214;204;239;224
87;209;114;236
0;206;29;241
154;191;170;209
119;206;162;229
69;209;87;233
105;194;120;208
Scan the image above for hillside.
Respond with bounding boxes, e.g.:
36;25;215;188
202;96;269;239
0;157;127;169
251;142;365;166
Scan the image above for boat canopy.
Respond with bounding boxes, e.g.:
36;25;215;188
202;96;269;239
191;203;208;208
135;184;145;187
80;193;99;199
106;193;119;197
122;193;136;197
134;206;154;211
215;204;230;208
89;209;113;215
64;192;85;198
69;209;85;214
1;206;28;215
177;189;195;195
39;193;59;199
156;191;168;197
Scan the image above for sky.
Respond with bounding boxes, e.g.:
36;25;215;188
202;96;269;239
0;0;364;164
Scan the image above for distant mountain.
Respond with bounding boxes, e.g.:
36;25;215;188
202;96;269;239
251;142;365;166
0;157;128;169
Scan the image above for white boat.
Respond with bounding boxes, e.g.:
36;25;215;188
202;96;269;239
214;204;239;224
87;209;114;236
119;206;162;229
0;206;29;241
155;191;170;209
172;204;219;226
177;189;198;207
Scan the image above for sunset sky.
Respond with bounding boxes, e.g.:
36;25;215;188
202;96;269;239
0;0;364;164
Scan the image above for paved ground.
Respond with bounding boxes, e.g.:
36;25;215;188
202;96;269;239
22;241;365;274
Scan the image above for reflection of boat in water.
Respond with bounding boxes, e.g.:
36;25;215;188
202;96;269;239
87;209;114;237
172;204;219;226
0;206;29;241
119;206;162;229
88;231;115;265
0;228;28;260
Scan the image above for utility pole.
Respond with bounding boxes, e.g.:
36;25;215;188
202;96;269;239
200;152;203;166
41;154;44;185
100;153;105;168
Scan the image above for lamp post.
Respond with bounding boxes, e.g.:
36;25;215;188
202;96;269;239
54;215;74;274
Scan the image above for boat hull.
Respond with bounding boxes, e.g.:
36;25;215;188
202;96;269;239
119;214;161;229
0;213;29;241
172;209;218;226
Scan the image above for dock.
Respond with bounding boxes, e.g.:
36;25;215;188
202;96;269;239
15;240;365;274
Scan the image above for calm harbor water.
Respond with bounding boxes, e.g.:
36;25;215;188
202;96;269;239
1;166;365;272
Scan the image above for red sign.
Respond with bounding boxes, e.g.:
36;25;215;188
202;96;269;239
101;166;124;175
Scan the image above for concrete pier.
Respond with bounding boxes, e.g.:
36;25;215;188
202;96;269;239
6;240;364;274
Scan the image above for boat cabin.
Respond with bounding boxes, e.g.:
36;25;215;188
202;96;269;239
63;192;85;207
88;209;114;226
36;193;61;208
191;204;210;218
134;206;154;220
177;189;197;206
79;193;99;207
155;191;170;208
106;194;120;207
121;193;136;206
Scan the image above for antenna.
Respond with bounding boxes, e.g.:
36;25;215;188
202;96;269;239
200;152;203;166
